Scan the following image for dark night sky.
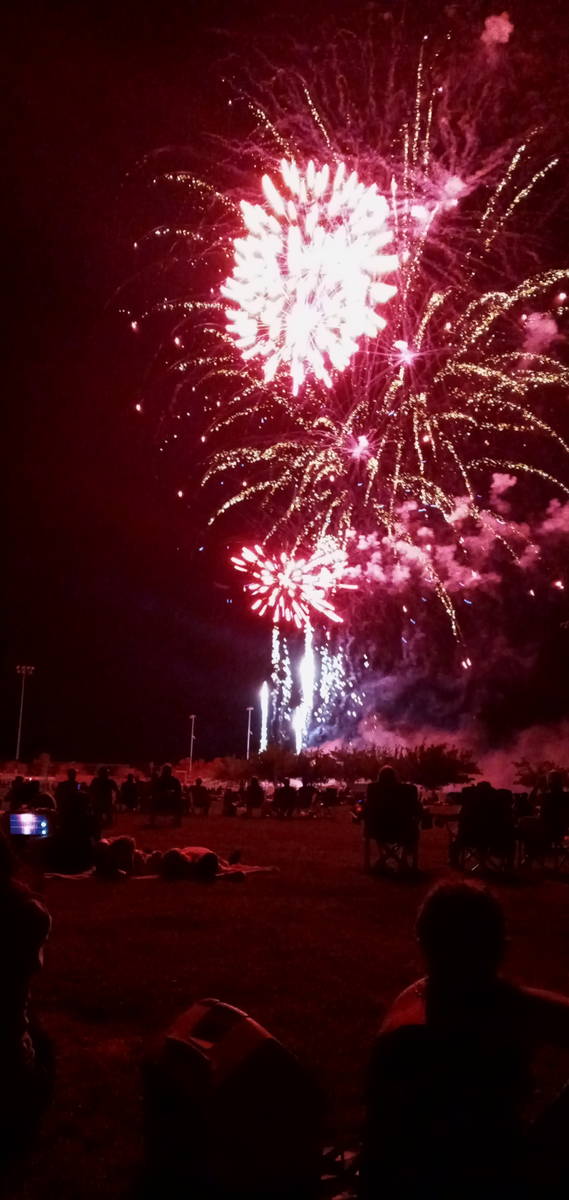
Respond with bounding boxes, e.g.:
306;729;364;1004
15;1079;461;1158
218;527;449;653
3;0;569;765
2;0;284;764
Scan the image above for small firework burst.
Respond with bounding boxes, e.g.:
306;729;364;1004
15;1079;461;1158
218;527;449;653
230;542;352;627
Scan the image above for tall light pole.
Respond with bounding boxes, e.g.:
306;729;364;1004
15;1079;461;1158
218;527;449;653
189;714;196;780
15;665;35;762
246;707;254;759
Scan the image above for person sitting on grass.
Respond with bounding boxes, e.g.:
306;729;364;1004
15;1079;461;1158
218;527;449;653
119;773;140;813
53;769;96;872
453;780;515;869
518;771;569;865
88;766;118;830
541;770;569;844
360;881;569;1198
191;778;211;816
0;833;52;1170
363;765;421;874
150;765;183;827
244;776;263;817
222;786;237;817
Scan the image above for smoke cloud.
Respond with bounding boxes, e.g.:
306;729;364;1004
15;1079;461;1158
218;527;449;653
358;713;569;790
522;312;560;355
339;483;569;765
481;12;514;49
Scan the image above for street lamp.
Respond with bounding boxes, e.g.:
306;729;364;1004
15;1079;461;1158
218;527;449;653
246;707;254;759
15;665;35;762
189;714;196;779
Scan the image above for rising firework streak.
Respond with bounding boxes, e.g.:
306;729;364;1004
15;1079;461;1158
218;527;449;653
259;680;269;752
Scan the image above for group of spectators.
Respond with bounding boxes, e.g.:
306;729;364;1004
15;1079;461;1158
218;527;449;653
4;770;357;839
361;767;569;875
4;822;569;1195
4;764;214;825
4;764;569;1193
448;772;569;870
222;777;346;818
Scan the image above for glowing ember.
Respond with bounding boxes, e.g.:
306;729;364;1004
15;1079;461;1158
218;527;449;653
231;543;353;627
393;338;416;366
351;434;371;460
222;159;397;394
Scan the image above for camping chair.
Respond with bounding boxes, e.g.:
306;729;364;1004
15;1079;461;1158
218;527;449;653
519;821;569;875
365;819;419;876
454;826;516;875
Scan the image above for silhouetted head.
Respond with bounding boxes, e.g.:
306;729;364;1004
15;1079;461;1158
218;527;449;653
14;775;24;787
127;773;134;783
98;766;109;779
548;770;564;792
251;776;258;786
28;779;40;797
378;765;399;789
475;780;494;796
161;764;172;779
417;881;506;987
67;768;77;782
196;778;202;786
284;778;290;787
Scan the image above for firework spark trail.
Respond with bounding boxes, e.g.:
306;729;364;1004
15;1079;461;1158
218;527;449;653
196;69;569;583
292;621;315;752
259;680;269;752
130;18;569;742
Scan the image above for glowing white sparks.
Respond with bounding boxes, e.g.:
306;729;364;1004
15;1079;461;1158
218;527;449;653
393;338;416;366
351;433;371;460
292;623;316;752
231;543;354;628
259;680;269;752
222;158;398;394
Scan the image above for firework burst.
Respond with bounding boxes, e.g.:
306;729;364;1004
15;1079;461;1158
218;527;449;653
231;542;353;628
222;158;397;394
128;14;569;742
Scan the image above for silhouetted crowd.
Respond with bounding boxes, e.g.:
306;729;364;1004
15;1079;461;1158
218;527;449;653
2;765;569;1194
361;767;569;877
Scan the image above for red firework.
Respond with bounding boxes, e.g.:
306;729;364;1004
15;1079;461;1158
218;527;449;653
231;543;354;627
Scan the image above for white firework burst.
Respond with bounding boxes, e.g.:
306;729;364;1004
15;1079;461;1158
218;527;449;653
222;158;398;394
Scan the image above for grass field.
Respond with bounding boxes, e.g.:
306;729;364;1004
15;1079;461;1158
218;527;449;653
11;808;569;1199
